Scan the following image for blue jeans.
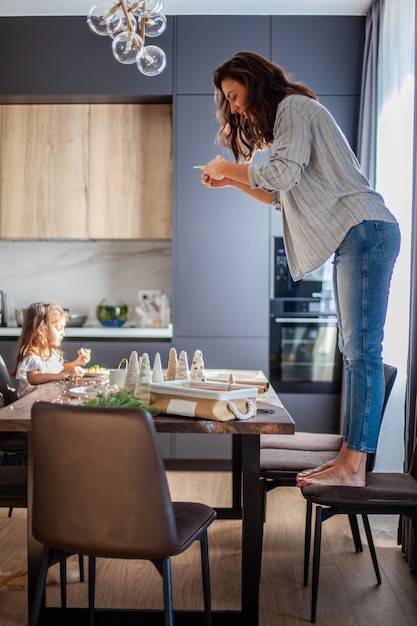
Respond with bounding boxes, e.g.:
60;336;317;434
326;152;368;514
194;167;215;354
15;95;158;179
333;220;401;453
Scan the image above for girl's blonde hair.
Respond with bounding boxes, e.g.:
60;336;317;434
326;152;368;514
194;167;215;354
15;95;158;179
12;303;68;376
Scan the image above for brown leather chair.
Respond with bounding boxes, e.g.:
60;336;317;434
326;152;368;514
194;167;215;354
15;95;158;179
302;434;417;623
29;403;217;626
260;363;397;583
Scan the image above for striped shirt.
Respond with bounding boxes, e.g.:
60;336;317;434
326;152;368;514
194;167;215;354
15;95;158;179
247;95;397;280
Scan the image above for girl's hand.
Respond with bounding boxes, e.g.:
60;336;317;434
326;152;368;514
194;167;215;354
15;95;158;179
77;347;91;366
71;366;84;379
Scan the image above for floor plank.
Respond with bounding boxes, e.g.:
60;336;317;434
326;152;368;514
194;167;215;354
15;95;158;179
0;472;416;625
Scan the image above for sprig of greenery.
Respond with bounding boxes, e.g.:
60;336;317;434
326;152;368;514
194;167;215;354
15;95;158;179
83;389;159;416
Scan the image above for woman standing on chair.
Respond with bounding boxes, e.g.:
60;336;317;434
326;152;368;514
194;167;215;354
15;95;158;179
200;51;400;487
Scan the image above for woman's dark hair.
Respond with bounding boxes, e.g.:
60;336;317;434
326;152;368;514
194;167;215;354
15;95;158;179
212;50;317;162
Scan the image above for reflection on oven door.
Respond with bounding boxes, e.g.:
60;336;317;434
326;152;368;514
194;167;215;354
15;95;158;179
281;323;340;383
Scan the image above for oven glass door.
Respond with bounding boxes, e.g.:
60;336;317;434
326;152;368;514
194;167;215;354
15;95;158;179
270;316;342;393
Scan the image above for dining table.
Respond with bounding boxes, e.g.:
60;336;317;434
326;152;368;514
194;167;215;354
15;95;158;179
0;369;295;626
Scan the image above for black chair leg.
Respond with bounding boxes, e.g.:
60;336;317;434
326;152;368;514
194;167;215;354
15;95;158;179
60;559;67;608
78;554;85;582
348;514;363;552
200;531;212;626
29;547;51;626
88;556;96;626
311;506;324;624
162;558;174;626
362;514;381;584
303;500;313;586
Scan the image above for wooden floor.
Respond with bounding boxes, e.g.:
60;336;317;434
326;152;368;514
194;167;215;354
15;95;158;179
0;471;417;625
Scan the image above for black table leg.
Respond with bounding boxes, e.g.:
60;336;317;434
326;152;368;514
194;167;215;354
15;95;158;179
241;434;262;625
215;434;242;520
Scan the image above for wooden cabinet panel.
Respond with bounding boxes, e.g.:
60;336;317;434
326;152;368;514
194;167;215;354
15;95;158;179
88;104;172;240
0;104;172;240
1;105;89;238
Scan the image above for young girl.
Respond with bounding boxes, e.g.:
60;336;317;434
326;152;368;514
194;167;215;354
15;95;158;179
201;51;401;487
13;302;91;397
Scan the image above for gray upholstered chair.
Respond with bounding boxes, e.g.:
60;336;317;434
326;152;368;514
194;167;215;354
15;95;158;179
302;440;417;623
29;402;217;626
259;363;397;583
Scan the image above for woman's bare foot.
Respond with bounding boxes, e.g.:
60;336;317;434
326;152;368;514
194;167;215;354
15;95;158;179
295;442;347;486
297;449;367;488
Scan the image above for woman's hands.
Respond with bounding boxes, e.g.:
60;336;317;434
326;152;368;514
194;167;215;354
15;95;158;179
199;155;272;205
201;155;230;188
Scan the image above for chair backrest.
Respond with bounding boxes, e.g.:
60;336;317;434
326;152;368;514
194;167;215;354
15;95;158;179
31;402;180;560
366;363;397;471
0;354;17;407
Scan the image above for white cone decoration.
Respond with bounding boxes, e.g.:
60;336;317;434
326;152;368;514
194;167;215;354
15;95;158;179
190;349;205;382
125;350;140;390
134;352;151;404
166;347;178;381
152;352;164;382
176;350;190;380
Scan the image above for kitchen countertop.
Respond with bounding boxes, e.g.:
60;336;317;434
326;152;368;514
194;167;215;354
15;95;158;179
0;323;173;340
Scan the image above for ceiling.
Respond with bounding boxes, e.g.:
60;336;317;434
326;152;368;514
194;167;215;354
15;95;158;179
0;1;373;17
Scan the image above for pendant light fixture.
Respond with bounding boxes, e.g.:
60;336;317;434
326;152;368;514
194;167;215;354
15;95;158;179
87;0;167;76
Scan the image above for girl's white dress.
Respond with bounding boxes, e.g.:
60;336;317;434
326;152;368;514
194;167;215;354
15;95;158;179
16;352;63;397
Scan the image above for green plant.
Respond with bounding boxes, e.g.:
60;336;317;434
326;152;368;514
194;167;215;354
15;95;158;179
83;389;159;415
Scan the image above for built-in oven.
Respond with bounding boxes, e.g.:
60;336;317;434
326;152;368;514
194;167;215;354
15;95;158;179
269;237;343;432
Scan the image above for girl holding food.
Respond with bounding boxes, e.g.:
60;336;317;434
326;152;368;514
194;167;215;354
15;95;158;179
13;302;91;397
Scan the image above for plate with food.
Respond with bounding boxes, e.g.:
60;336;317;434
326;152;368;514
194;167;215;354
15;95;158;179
83;365;109;378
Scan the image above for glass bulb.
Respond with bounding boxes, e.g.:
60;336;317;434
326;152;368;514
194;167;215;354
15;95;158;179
137;45;166;76
106;9;137;38
144;13;167;37
112;31;144;64
133;0;165;19
87;0;120;36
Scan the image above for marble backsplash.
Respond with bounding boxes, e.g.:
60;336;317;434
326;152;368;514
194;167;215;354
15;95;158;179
0;240;172;326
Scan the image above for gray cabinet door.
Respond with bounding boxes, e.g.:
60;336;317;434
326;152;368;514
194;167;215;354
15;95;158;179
175;16;270;94
271;16;365;96
0;16;174;100
173;95;270;341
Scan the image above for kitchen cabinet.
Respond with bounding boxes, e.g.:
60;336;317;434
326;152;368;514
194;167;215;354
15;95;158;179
173;94;270;374
271;16;364;96
0;16;174;101
0;103;172;240
1;104;89;238
175;16;270;95
88;104;172;239
0;338;172;374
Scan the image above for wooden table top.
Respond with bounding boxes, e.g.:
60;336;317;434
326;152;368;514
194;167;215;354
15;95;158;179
0;370;294;435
